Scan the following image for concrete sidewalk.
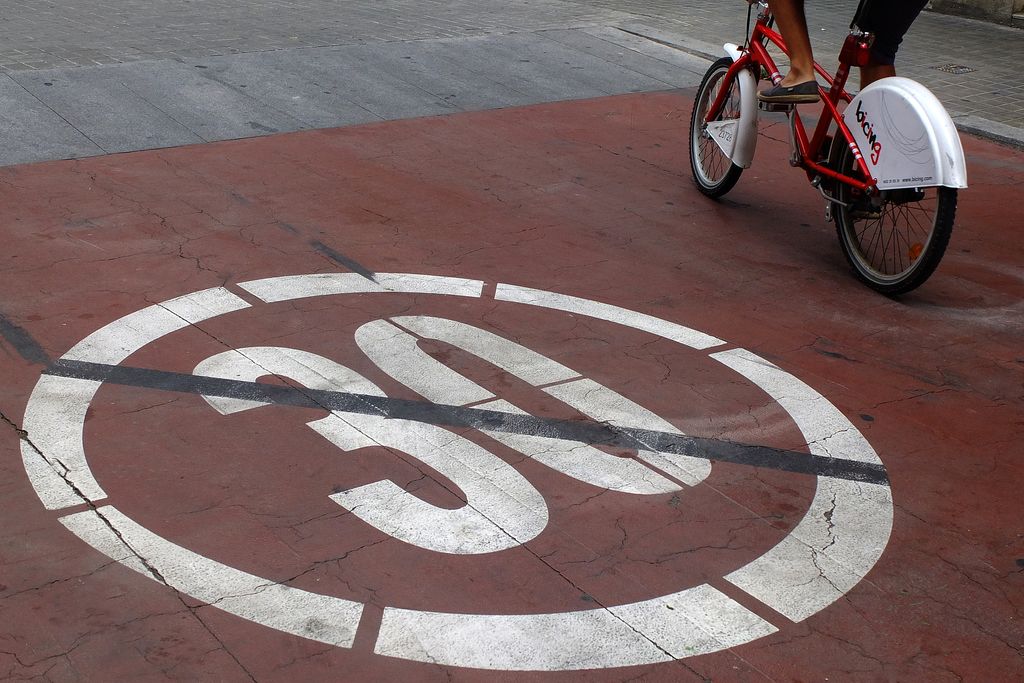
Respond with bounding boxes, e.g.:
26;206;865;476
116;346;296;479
0;0;1021;167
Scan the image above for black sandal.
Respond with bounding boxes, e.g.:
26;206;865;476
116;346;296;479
757;80;820;104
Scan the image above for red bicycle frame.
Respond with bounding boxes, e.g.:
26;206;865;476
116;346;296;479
706;6;878;193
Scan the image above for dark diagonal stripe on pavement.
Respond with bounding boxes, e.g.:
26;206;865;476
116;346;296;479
46;359;889;486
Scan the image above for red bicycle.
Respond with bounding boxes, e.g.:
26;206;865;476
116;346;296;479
689;0;967;295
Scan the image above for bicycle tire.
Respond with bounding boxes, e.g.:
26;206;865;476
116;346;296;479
690;57;744;198
833;144;957;296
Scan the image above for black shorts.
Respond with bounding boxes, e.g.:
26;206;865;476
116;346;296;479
858;0;928;65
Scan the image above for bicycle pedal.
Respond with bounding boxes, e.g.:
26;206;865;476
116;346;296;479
758;101;795;113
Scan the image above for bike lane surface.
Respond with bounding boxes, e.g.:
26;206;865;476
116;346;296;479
1;91;1021;681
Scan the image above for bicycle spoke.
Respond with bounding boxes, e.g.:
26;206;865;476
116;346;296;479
843;186;944;279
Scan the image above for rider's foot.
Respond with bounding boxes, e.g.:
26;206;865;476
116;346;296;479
757;80;820;104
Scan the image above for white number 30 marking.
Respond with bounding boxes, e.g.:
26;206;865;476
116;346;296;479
193;316;711;554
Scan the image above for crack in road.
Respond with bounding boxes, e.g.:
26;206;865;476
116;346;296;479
15;436;258;681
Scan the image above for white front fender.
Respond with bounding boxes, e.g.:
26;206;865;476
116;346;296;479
706;43;759;169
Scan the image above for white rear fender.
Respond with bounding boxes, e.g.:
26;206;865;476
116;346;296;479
704;43;758;169
844;77;967;189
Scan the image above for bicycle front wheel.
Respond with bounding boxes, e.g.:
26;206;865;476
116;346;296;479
833;146;957;296
689;57;744;198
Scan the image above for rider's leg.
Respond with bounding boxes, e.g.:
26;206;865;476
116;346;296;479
768;0;816;86
858;0;928;88
757;0;820;102
860;63;896;88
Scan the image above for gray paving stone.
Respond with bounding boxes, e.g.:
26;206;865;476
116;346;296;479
348;42;541;112
8;58;319;152
11;68;204;154
194;51;385;129
278;45;460;120
420;33;614;103
95;60;309;143
483;32;673;96
0;0;632;65
3;28;711;168
547;27;710;86
0;76;103;165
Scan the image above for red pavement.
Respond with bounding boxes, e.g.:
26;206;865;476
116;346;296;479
1;92;1022;681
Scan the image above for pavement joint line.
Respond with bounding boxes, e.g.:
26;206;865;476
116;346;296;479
4;71;107;155
612;26;721;63
44;358;891;486
116;77;213;145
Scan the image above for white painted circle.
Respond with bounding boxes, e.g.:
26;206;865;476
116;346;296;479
20;273;893;671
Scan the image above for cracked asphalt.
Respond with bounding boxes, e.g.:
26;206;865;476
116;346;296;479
1;89;1021;681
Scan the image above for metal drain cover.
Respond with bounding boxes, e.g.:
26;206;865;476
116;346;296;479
933;64;976;74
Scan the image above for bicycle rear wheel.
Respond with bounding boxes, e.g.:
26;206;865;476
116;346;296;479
690;57;744;198
833;146;957;296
